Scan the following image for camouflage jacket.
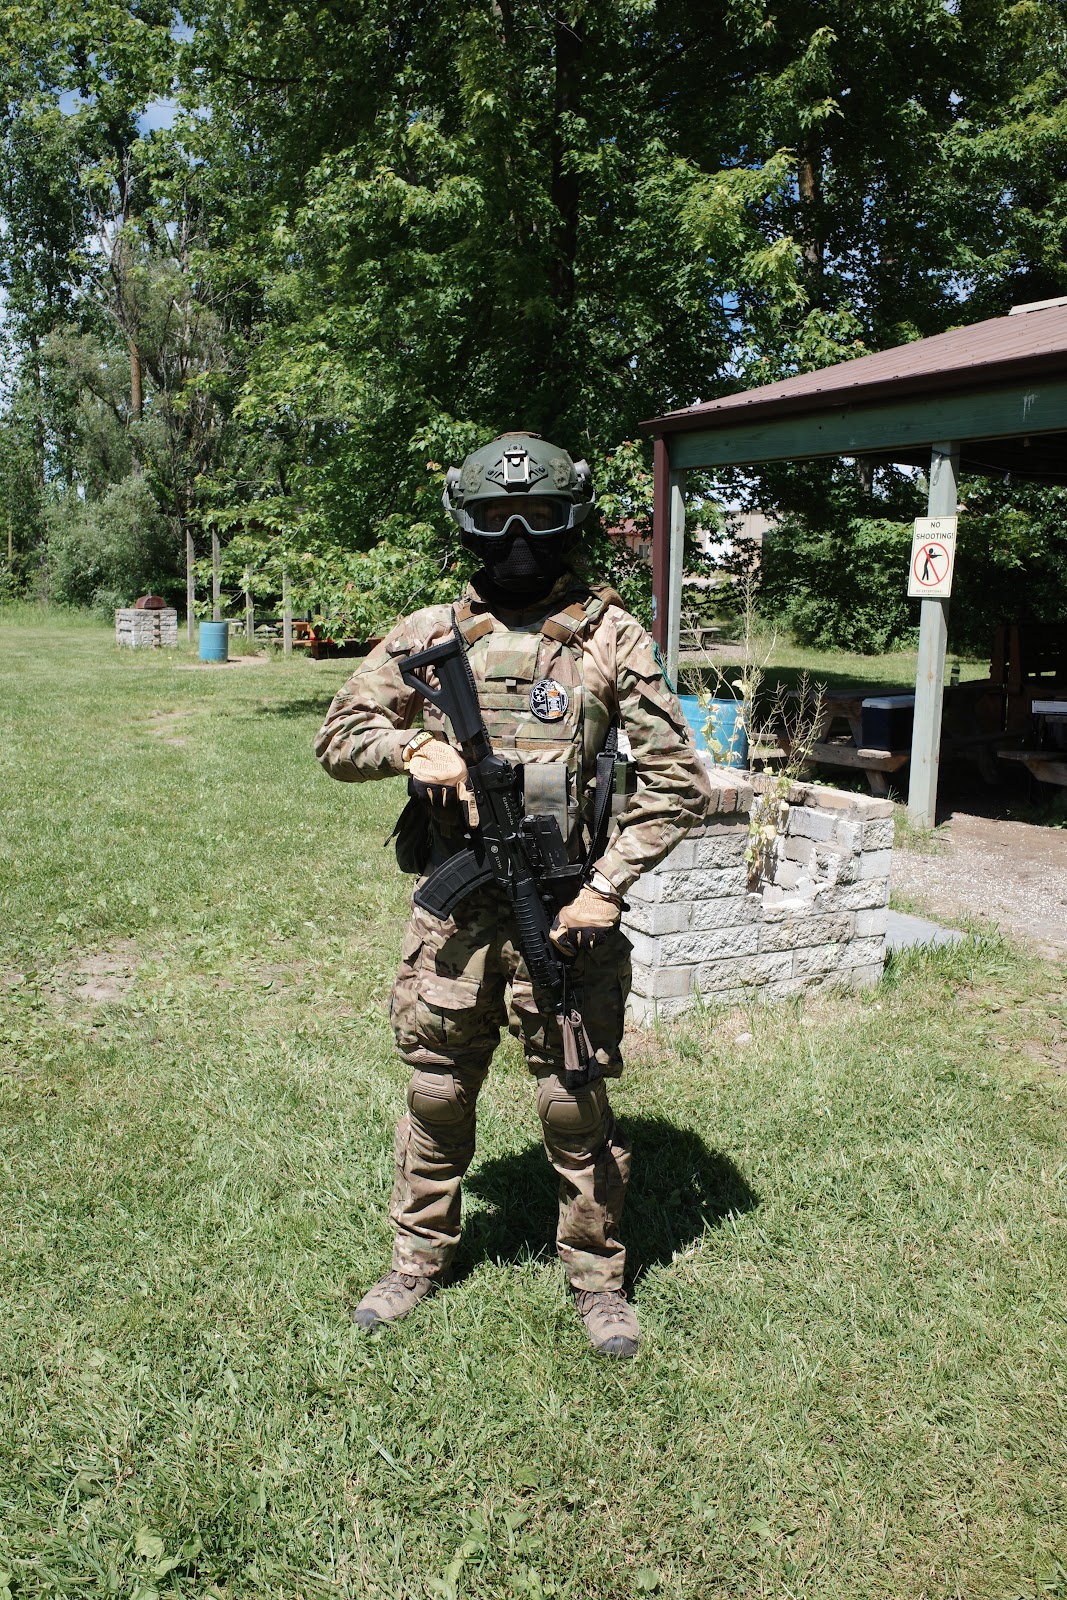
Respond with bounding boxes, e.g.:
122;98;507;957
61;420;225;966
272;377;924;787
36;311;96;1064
313;571;714;893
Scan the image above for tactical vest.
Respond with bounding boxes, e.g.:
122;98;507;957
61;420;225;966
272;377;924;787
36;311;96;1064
424;583;621;854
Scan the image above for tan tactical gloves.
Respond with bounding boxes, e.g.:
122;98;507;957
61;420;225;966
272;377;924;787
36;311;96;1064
550;883;622;953
403;733;480;823
404;732;468;804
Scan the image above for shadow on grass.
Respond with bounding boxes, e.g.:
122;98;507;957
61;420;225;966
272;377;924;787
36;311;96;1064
458;1115;758;1286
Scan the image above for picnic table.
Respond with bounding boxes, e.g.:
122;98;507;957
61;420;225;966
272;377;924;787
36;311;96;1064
775;688;911;797
678;624;725;653
757;624;1066;796
997;699;1067;788
775;681;1012;796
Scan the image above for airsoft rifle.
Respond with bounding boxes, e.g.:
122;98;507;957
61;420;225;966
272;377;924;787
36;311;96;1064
398;618;610;1091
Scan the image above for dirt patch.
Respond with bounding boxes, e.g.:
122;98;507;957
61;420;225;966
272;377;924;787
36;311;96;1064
46;941;151;1008
256;960;311;985
173;654;269;672
892;812;1067;959
69;949;140;1005
142;709;194;747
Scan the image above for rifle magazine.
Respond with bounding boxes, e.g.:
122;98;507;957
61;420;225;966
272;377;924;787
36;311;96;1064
413;848;496;919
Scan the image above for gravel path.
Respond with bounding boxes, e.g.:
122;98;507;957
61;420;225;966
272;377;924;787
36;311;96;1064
891;812;1067;960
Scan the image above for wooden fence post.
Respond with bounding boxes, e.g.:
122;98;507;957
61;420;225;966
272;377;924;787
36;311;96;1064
244;570;254;640
186;529;195;643
283;570;293;657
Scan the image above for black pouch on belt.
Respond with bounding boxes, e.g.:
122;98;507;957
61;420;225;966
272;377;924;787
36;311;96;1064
387;794;432;875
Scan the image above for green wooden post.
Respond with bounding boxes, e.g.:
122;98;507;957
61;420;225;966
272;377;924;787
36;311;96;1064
665;467;687;687
907;442;959;828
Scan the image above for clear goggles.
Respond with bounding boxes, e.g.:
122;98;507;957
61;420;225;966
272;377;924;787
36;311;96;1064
463;496;575;539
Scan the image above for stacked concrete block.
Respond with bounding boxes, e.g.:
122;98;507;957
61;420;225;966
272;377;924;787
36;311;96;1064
624;765;893;1022
115;607;178;648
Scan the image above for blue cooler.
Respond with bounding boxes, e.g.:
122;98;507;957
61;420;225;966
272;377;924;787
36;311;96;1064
861;694;914;750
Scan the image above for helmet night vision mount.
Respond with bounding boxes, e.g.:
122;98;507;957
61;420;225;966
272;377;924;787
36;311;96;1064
443;432;595;543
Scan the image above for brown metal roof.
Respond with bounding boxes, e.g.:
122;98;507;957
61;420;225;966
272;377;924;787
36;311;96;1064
642;304;1067;434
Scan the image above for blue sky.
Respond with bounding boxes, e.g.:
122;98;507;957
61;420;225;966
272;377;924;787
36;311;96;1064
56;89;181;135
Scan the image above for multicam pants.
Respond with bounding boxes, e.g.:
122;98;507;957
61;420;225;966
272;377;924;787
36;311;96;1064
387;886;632;1292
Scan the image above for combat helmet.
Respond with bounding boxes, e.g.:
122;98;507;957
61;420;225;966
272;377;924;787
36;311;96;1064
443;432;595;545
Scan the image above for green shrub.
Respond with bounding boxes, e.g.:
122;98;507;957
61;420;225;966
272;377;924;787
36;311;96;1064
46;476;180;613
949;483;1067;656
760;516;917;653
757;482;1067;659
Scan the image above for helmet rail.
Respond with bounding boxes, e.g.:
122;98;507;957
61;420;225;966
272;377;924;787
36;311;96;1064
443;432;595;539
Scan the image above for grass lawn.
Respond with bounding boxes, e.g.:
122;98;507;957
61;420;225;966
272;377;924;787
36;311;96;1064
1;611;1065;1600
680;640;991;696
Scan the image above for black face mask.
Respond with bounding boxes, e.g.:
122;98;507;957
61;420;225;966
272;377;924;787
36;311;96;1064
473;529;567;603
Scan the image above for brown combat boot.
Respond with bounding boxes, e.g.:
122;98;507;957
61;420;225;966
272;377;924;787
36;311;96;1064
573;1288;641;1358
352;1270;439;1330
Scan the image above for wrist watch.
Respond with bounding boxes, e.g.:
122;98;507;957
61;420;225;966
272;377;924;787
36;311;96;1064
402;730;435;767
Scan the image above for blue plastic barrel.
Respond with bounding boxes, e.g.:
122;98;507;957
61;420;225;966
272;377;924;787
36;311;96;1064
678;694;749;768
198;620;229;662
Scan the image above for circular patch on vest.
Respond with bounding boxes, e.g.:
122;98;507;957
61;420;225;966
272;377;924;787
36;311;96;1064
529;678;570;722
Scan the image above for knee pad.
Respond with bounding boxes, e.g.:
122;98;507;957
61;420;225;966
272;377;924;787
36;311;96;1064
407;1068;477;1130
536;1074;608;1137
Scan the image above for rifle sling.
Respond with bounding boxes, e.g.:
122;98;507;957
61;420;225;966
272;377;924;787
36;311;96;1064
584;723;619;877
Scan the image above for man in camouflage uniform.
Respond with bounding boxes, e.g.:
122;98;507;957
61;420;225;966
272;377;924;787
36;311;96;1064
315;432;713;1357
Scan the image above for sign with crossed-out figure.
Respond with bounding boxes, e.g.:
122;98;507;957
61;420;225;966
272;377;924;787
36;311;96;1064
908;516;958;600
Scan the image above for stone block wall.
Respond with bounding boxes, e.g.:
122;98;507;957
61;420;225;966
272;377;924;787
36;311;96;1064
115;607;178;648
624;767;893;1022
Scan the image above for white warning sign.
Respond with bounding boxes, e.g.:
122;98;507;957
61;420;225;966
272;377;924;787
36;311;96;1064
908;516;957;600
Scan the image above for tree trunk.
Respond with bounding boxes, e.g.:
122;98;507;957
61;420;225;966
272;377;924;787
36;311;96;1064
798;140;824;292
129;334;143;475
212;530;221;622
26;332;45;491
492;0;514;47
551;13;584;320
546;10;585;419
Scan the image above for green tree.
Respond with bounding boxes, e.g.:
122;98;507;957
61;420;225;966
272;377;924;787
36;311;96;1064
173;0;804;624
0;379;45;594
3;0;1066;633
0;0;241;600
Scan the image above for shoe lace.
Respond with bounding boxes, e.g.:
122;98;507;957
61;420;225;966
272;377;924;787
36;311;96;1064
378;1271;420;1302
576;1290;631;1326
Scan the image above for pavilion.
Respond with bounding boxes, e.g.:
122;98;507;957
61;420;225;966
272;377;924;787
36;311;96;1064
642;298;1067;825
